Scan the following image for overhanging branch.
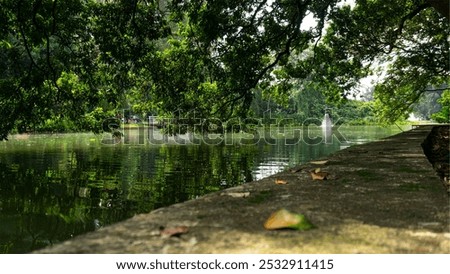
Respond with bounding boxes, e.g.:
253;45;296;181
389;2;432;52
426;0;450;20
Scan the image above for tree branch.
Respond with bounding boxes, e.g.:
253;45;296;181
426;0;450;20
17;0;42;72
389;2;432;52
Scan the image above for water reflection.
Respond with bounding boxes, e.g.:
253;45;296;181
0;126;405;253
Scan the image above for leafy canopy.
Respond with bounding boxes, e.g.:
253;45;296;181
0;0;448;139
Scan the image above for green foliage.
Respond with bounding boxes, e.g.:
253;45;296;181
163;0;341;123
36;116;77;133
431;90;450;123
313;1;449;123
251;84;376;125
334;100;377;125
0;0;169;139
0;0;448;139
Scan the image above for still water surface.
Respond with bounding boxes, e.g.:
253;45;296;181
0;126;405;253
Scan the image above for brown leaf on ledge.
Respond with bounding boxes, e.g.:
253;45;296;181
289;167;302;173
310;168;328;180
275;178;288;185
160;226;189;237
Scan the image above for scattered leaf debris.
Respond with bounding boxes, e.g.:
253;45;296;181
275;178;288;185
160;226;189;237
310;168;329;180
289;167;302;173
221;192;251;198
310;160;329;165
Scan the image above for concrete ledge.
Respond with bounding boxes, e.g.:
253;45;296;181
35;126;450;253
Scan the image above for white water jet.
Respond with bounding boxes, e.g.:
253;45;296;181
321;113;332;143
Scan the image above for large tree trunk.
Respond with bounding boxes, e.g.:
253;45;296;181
427;0;449;20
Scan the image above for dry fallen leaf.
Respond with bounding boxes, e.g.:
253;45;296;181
310;169;328;180
289;167;302;173
310;160;329;165
275;178;288;185
264;208;315;231
221;192;251;198
160;226;189;237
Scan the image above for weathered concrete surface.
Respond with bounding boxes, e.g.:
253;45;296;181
35;126;450;254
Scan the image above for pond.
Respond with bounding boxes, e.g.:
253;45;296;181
0;125;407;253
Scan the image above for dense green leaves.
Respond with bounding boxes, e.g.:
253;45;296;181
161;0;341;122
0;0;170;139
0;0;448;139
432;91;450;123
309;1;449;123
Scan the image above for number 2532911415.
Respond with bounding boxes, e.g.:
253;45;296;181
258;259;334;270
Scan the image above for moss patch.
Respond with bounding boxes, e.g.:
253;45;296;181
247;190;273;204
395;166;426;174
399;183;428;191
356;169;381;181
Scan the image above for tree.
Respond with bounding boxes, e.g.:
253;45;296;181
431;90;450;123
1;0;94;138
151;0;448;125
0;0;168;140
1;0;448;140
159;0;341;123
297;0;449;123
